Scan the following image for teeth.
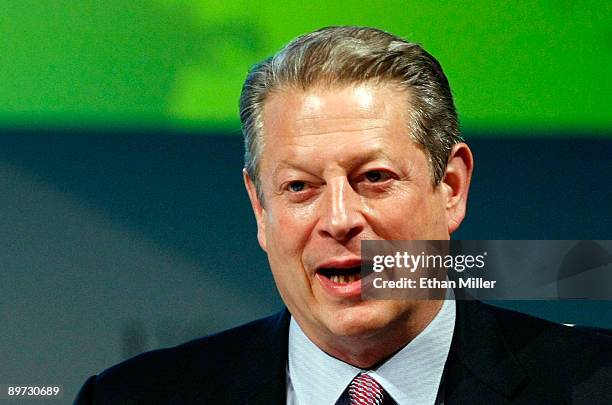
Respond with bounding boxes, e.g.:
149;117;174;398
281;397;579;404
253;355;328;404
329;274;361;284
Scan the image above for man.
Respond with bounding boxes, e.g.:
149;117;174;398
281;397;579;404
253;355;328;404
75;26;611;404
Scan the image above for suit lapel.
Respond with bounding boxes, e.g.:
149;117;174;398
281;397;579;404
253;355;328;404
131;309;290;405
444;301;528;404
240;309;290;405
243;377;286;405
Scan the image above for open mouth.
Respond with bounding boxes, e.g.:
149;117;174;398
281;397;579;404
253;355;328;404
317;266;362;284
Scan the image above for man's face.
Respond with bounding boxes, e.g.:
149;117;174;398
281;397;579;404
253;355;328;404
244;82;470;347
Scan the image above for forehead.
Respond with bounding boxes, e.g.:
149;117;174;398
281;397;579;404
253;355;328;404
260;82;412;151
264;81;408;124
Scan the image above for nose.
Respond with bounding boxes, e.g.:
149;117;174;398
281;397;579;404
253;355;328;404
317;176;365;242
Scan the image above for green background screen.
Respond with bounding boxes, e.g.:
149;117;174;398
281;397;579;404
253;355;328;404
2;1;610;134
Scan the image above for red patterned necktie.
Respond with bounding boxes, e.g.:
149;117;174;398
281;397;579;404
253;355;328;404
348;373;387;405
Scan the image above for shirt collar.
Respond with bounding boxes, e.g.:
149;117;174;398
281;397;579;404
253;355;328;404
288;317;361;405
288;295;455;405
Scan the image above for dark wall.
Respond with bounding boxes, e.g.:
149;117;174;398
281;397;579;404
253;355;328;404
1;130;610;400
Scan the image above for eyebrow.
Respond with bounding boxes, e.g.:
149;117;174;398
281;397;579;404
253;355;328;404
271;147;396;180
271;161;312;180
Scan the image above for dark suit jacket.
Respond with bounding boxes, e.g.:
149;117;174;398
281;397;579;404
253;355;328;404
75;301;612;404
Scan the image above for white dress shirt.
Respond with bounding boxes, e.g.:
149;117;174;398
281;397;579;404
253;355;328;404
287;296;455;405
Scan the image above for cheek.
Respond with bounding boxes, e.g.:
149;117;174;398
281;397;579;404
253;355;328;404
368;192;444;239
265;203;318;257
263;207;319;310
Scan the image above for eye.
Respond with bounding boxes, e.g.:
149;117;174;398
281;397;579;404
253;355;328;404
283;180;316;203
364;170;390;183
287;181;307;192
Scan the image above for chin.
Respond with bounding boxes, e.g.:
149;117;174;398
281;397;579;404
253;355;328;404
325;302;397;337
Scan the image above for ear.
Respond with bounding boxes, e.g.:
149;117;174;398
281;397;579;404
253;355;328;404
243;169;267;252
440;143;474;234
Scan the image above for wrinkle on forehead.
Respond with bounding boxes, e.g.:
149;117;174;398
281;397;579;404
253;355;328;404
291;122;389;138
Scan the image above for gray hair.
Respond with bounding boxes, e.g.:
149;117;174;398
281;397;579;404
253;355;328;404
239;26;462;201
